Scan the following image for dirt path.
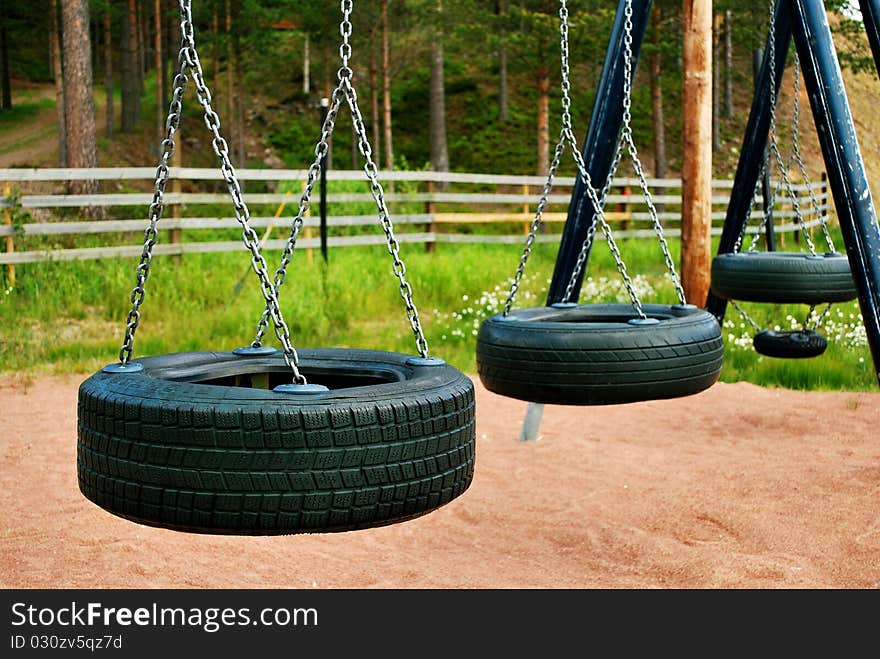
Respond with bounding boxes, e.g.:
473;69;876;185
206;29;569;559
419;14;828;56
1;372;878;589
0;81;110;169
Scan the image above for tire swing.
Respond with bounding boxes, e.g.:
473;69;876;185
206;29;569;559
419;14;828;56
709;18;857;360
77;0;476;535
476;0;723;406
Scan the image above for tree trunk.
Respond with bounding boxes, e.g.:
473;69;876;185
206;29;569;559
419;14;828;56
61;0;98;195
0;17;11;110
497;0;508;121
303;33;310;95
51;0;66;166
369;40;381;167
649;5;666;177
536;67;550;176
681;0;713;307
104;10;113;139
154;0;164;147
212;4;219;92
233;8;244;166
120;1;139;132
712;12;721;152
724;9;733;119
381;0;394;171
225;0;235;159
429;1;449;174
136;0;146;94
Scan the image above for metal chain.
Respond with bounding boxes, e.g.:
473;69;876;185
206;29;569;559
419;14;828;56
805;302;833;331
118;47;188;366
258;0;429;357
735;162;767;252
789;55;837;252
252;86;344;346
556;0;645;315
765;0;817;256
118;0;306;384
612;0;686;304
501;130;566;315
730;300;764;334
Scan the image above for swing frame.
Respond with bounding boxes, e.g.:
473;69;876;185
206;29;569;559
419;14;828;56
549;0;880;386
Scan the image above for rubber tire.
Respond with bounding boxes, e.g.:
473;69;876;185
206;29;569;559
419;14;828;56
476;303;723;406
752;329;828;359
710;251;857;304
77;349;476;535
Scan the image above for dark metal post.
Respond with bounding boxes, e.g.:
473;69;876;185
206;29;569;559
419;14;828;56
754;47;776;251
859;0;880;77
546;0;653;304
789;0;880;384
319;97;329;263
705;0;791;320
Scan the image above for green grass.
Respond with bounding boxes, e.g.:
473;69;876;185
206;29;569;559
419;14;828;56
0;236;875;391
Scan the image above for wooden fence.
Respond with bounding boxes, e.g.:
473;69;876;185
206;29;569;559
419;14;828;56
0;167;830;267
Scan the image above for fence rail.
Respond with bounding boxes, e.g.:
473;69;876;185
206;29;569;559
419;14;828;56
0;167;831;266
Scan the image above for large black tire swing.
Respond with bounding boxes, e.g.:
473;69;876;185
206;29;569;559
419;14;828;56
708;24;857;360
476;0;723;406
77;0;475;535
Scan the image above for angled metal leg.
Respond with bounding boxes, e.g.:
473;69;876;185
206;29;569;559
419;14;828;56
790;0;880;384
519;403;545;442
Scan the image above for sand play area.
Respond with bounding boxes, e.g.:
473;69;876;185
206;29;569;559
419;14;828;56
1;372;878;589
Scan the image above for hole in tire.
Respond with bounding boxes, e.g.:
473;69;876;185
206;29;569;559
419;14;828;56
182;367;402;391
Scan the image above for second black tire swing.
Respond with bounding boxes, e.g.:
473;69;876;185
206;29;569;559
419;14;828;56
476;0;724;406
76;0;476;535
708;4;857;359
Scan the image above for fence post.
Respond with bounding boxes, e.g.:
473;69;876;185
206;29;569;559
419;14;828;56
170;143;183;263
302;178;314;266
425;180;436;253
3;182;13;288
522;184;530;234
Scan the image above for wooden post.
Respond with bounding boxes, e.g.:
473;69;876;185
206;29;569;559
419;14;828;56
3;182;13;288
170;134;182;262
425;180;436;253
681;0;713;307
522;184;530;234
302;179;314;266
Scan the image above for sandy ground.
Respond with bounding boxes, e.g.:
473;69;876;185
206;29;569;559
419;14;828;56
1;372;878;590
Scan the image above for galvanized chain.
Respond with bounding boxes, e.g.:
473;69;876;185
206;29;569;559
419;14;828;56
252;86;344;347
789;55;837;252
119;0;306;384
118;45;187;367
735;164;767;252
805;302;833;331
557;0;645;316
730;300;764;334
612;0;687;304
257;0;428;356
501;130;566;315
765;0;817;256
343;78;429;357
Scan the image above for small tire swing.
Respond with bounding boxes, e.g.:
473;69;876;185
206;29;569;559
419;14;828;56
77;0;475;535
708;8;856;361
476;0;723;406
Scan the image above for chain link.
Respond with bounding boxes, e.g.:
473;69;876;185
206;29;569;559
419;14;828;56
256;0;429;358
501;0;646;317
118;0;306;383
789;55;837;253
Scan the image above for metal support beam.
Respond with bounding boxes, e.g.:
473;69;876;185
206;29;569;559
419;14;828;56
518;403;545;441
705;0;791;319
546;0;653;304
859;0;880;77
789;0;880;384
754;47;776;251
